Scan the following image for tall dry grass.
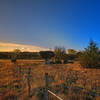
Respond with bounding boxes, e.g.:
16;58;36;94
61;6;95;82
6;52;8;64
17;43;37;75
0;60;100;100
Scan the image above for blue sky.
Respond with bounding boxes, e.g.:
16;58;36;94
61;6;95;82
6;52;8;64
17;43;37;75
0;0;100;51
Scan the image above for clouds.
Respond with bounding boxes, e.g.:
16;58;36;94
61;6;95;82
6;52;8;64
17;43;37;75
0;42;49;52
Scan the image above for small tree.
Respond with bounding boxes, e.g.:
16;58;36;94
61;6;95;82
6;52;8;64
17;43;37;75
67;49;78;61
54;46;67;64
79;40;100;68
11;49;21;63
39;51;54;64
67;49;77;55
11;49;21;80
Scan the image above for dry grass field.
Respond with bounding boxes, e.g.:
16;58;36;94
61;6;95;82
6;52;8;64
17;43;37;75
0;60;100;100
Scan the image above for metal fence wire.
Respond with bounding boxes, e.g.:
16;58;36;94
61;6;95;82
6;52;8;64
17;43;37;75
0;62;100;100
45;73;63;100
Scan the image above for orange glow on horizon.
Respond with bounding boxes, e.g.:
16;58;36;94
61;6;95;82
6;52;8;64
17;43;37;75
0;42;49;52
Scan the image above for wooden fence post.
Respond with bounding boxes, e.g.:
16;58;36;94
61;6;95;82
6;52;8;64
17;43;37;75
45;73;49;100
26;68;32;98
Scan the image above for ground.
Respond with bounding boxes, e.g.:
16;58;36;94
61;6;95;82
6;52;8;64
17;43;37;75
0;60;100;100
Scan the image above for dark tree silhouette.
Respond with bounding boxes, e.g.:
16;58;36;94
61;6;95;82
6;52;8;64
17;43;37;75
79;40;100;68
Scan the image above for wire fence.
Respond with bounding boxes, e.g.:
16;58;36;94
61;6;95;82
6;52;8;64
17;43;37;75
0;61;100;100
45;73;63;100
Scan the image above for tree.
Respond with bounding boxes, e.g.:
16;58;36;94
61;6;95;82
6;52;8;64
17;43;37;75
79;40;100;68
39;51;54;64
13;49;21;53
11;49;21;63
54;46;67;64
67;49;77;55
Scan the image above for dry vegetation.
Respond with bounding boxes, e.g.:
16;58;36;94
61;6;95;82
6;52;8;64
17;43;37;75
0;60;100;100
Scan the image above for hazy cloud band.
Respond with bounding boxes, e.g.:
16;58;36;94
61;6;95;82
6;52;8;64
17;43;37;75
0;42;49;52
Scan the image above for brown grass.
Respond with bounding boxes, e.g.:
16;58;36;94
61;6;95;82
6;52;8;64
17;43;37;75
0;60;100;100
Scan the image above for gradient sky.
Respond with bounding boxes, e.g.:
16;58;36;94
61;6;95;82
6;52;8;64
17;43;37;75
0;0;100;51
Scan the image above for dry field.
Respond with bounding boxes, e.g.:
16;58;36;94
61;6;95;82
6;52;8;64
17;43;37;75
0;60;100;100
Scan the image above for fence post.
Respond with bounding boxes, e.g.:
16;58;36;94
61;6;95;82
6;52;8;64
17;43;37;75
45;73;49;100
26;68;32;98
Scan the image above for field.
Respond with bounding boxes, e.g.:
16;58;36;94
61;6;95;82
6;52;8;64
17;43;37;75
0;60;100;100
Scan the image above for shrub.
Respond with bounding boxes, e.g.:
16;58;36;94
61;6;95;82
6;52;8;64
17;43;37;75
39;51;54;60
67;54;77;61
54;46;67;64
11;49;21;63
67;49;77;55
39;51;54;64
11;58;16;63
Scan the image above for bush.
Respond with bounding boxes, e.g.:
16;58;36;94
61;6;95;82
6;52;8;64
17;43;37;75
11;49;21;63
54;46;67;64
39;51;54;60
11;58;16;63
67;54;77;60
79;40;100;68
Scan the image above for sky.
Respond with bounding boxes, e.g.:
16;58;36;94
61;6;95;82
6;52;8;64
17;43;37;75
0;42;49;52
0;0;100;51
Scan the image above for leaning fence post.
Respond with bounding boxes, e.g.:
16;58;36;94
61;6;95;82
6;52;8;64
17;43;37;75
45;73;49;100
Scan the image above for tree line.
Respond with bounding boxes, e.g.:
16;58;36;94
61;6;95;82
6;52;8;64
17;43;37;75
0;39;100;68
0;51;41;59
0;47;77;63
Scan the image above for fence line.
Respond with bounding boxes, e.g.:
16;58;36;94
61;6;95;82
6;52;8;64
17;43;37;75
1;63;100;100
